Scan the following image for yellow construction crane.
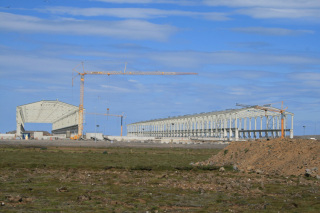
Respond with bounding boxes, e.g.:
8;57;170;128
254;101;288;139
72;62;197;139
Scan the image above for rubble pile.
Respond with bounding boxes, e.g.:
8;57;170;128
197;138;319;177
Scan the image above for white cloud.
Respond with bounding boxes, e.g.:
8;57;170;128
203;0;320;8
202;0;320;20
94;0;320;9
100;84;133;92
128;79;138;83
39;7;229;21
290;72;320;81
237;8;320;19
0;52;74;75
147;51;320;68
92;0;196;5
15;88;47;93
1;45;319;80
228;86;250;96
0;12;177;41
231;27;314;36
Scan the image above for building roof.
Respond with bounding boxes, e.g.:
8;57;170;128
130;106;294;125
17;100;78;123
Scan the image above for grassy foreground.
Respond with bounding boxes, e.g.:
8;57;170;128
0;146;319;212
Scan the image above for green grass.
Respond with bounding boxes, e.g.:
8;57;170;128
0;146;319;212
0;146;217;170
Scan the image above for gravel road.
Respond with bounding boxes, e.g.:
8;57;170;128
0;139;228;149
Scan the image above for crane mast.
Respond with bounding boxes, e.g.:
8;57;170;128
254;101;287;139
78;75;85;138
236;101;288;139
73;62;197;139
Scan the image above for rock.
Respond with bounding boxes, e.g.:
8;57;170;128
77;195;91;201
256;169;263;174
22;178;32;183
311;167;318;172
0;202;5;206
161;174;169;179
219;167;225;172
208;161;215;166
233;165;239;171
25;197;33;202
199;188;205;194
316;175;320;180
305;169;312;177
7;195;23;203
57;186;68;192
246;166;254;172
225;184;232;190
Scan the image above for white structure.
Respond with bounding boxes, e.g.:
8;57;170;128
16;100;79;136
33;132;43;140
127;106;294;140
86;133;104;141
0;134;15;140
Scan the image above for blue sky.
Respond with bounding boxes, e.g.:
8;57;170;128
0;0;319;136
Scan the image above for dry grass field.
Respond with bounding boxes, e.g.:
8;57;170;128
0;142;319;212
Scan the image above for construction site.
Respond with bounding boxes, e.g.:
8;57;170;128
0;63;319;213
2;99;295;143
1;1;320;211
0;62;294;142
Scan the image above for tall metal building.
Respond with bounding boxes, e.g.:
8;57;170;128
127;106;294;140
16;100;79;136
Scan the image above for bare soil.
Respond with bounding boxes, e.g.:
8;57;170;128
197;138;320;177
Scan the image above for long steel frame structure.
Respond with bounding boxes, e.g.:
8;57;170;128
127;106;294;140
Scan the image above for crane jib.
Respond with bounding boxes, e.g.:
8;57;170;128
73;62;198;138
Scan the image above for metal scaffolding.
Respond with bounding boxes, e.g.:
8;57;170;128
127;106;294;140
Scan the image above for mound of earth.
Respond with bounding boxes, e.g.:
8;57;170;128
197;138;319;177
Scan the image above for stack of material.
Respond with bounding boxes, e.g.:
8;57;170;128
197;138;319;177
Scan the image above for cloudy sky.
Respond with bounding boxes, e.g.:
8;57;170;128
0;0;319;136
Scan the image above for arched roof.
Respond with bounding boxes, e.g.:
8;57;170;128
17;100;78;123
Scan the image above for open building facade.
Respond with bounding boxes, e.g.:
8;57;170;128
127;106;294;140
16;100;79;137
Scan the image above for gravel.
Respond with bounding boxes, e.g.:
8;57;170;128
0;139;228;149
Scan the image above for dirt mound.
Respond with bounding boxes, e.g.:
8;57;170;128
197;138;319;177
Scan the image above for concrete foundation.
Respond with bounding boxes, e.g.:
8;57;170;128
86;133;104;141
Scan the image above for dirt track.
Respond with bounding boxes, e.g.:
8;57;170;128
0;139;228;149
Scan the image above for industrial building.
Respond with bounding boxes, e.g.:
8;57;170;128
127;106;294;140
16;100;79;137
